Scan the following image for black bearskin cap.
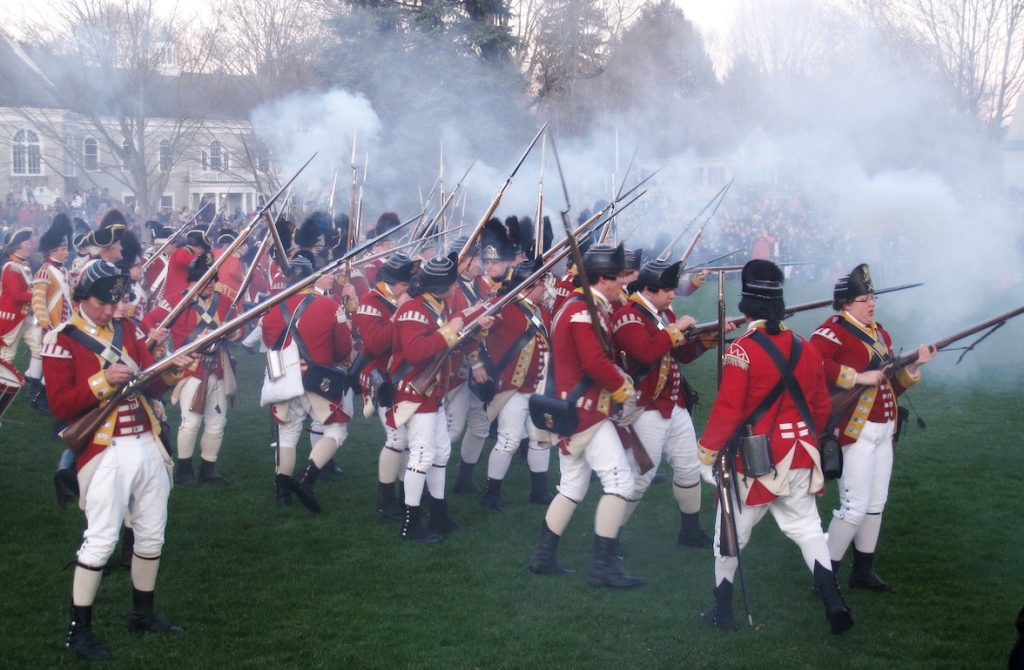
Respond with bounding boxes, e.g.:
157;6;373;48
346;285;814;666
481;218;516;262
99;209;127;230
296;211;334;249
39;213;74;253
119;230;143;268
374;211;400;238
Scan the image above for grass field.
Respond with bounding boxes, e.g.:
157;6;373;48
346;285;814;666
1;278;1022;669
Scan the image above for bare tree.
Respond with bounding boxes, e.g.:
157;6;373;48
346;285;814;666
5;0;237;218
855;0;1024;131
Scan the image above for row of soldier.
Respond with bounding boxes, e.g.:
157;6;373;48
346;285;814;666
0;205;933;659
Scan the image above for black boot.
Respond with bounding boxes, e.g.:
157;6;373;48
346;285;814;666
529;471;554;505
677;511;714;549
26;377;52;416
480;478;505;512
698;580;739;631
376;481;404;521
399;505;441;543
275;474;294;507
587;535;645;588
127;588;183;634
316;458;343;484
528;520;575;575
54;448;79;511
286;460;322;513
198;459;229;485
811;560;842;597
173;458;197;488
427;496;461;533
452;460;479;494
120;528;135;569
813;561;854;635
849;549;895;592
66;604;110;660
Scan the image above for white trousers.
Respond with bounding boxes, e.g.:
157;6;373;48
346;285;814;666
556;420;635;501
630;405;700;497
278;394;348;450
78;434;170;567
833;420;894;525
407;408;452;473
445;382;489;463
176;375;228;461
487;392;549;479
1;318;40;362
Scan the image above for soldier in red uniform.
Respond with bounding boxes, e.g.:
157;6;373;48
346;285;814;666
261;251;353;513
142;224;173;308
163;229;209;309
809;264;934;593
526;244;644;588
611;258;723;548
353;253;418;521
695;260;853;635
479;257;555;512
1;228;44;405
43;261;192;660
388;253;480;541
211;229;245;304
143;252;235;486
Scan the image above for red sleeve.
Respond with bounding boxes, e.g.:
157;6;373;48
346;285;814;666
42;337;103;422
569;312;626;393
613;314;674;366
2;266;31;303
699;342;751;453
395;304;448;366
353;297;394;358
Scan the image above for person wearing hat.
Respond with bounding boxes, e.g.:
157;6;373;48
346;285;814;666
0;227;46;408
809;263;935;593
353;252;419;520
164;228;210;309
212;228;244;303
480;218;517;296
611;258;727;549
444;235;493;496
28;216;75;413
695;260;853;635
388;253;482;541
478;257;555;512
526;243;645;588
143;224;175;308
615;247;643;305
143;252;236;487
364;211;400;286
42;261;193;660
261;250;353;513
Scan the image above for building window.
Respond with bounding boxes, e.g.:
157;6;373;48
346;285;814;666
210;141;222;171
12;130;42;175
161;194;174;212
201;150;208;171
122;139;132;169
84;138;99;171
159;140;171;171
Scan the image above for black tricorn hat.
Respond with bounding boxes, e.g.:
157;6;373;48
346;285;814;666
184;228;210;250
39;213;74;253
624;248;644;271
216;228;238;247
75;260;129;304
741;260;784;301
582;243;625;278
833;263;874;309
418;252;459;292
378;253;419;284
636;259;682;291
91;224;125;248
3;227;33;256
187;251;217;283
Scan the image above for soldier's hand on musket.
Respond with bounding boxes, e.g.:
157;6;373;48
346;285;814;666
171;353;195;372
149;326;170;345
341;283;358;301
476;315;495;330
695;269;711;282
699;461;716;485
856;370;885;386
471;366;490;384
104;363;134;385
447;316;465;333
674;315;697;331
906;344;937;375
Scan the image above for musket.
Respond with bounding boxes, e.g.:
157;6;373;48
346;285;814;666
407;174;442;244
327;167;338;218
354;152;368;245
686;283;925;339
549;130;655;475
458;123;548;264
412;156;478;255
656;180;731;262
60;215;409;455
354;226;462;269
599;146;638;244
348;132;358;252
830;301;1024;418
140;202;211;272
715;444;753;626
717;270;726;386
148;153;317;345
685;249;740;272
242;137;290;272
677;176;733;269
535;134;546;255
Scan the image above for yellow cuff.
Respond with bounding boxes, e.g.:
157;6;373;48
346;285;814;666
610;380;634;404
696;442;717;466
438;324;460;347
691;274;707;288
88;370;116;400
895;366;920;389
665;324;687;347
161;369;185;385
836;365;857;390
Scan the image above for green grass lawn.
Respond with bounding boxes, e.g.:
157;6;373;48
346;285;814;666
1;280;1022;668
